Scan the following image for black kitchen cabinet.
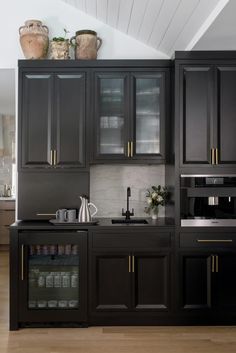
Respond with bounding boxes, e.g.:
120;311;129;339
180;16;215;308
180;252;212;311
89;230;172;322
177;58;236;169
91;69;170;163
10;230;87;329
179;230;236;318
19;71;87;170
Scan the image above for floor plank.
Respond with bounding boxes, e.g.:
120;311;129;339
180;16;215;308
1;251;236;353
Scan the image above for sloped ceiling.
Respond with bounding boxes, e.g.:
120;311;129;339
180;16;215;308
62;0;229;57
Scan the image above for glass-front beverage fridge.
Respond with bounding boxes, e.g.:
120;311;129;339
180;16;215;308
18;231;87;326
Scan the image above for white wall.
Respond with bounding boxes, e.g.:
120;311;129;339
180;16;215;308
0;0;168;69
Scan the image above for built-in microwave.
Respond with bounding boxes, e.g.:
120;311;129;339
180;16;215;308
180;175;236;226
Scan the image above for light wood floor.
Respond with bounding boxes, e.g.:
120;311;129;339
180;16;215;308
1;251;236;353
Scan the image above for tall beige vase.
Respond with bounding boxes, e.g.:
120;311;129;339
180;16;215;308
19;20;49;59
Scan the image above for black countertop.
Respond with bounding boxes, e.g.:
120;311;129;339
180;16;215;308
10;217;175;230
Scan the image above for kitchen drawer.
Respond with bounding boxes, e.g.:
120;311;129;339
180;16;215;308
0;201;15;210
0;210;15;225
180;232;236;248
91;231;172;249
0;226;9;244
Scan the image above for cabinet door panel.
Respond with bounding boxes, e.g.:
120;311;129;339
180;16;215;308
132;73;166;160
55;73;86;168
133;253;170;311
213;254;236;311
217;67;236;164
180;253;212;310
93;72;129;160
181;66;213;165
91;252;131;311
21;74;53;168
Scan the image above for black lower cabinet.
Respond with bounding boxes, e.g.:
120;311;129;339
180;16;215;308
10;230;87;330
179;250;236;323
89;230;173;324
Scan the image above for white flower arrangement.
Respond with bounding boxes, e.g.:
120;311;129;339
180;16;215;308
145;185;168;215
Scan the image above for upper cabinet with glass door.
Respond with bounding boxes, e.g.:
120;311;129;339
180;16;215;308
91;68;170;164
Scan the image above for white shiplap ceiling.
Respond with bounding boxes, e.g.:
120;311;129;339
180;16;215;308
62;0;229;56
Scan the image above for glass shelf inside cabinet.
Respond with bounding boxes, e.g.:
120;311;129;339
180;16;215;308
28;244;79;310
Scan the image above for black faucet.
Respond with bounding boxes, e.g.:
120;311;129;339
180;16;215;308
122;187;134;220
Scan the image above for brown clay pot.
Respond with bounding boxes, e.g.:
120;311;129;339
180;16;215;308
49;40;70;60
70;30;102;60
19;19;49;59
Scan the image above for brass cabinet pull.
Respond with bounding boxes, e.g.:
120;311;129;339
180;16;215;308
132;255;135;273
50;150;53;166
216;255;219;273
211;255;215;273
211;148;215;165
21;245;24;281
128;255;131;273
127;142;130;158
197;239;233;243
130;141;133;158
53;150;57;165
215;148;219;165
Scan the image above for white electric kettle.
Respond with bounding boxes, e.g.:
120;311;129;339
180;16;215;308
78;195;98;222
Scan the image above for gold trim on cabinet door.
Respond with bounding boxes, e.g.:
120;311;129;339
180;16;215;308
130;141;133;158
21;245;24;281
211;255;215;273
215;148;219;165
127;142;130;158
128;256;131;273
216;255;219;273
50;150;53;166
53;150;57;166
132;256;135;273
211;148;215;165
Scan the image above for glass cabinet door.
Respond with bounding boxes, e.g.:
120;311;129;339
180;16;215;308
132;73;165;160
19;232;87;323
27;243;79;310
94;73;129;159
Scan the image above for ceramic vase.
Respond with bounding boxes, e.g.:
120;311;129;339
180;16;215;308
70;30;102;60
151;207;159;220
49;40;70;60
19;19;49;59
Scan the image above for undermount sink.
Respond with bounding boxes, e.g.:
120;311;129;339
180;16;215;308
111;219;148;224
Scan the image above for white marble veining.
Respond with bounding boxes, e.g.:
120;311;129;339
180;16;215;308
90;165;165;218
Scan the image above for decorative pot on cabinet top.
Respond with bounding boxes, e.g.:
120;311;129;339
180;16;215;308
19;19;49;59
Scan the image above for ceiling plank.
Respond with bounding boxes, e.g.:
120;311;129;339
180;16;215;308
138;0;164;43
159;0;200;53
172;0;229;54
85;0;97;17
148;0;182;47
107;0;121;27
117;0;135;33
74;0;86;11
128;0;149;38
97;0;108;22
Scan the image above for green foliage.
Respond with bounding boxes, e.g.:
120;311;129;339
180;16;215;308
52;28;69;42
145;185;169;214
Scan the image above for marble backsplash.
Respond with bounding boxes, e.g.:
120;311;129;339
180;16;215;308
90;165;165;218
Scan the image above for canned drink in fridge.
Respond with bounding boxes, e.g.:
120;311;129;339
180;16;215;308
36;245;41;255
71;244;78;255
42;245;49;255
65;244;71;255
54;274;61;288
38;274;45;287
71;273;78;288
46;274;54;288
58;245;65;255
49;245;56;255
62;274;70;288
